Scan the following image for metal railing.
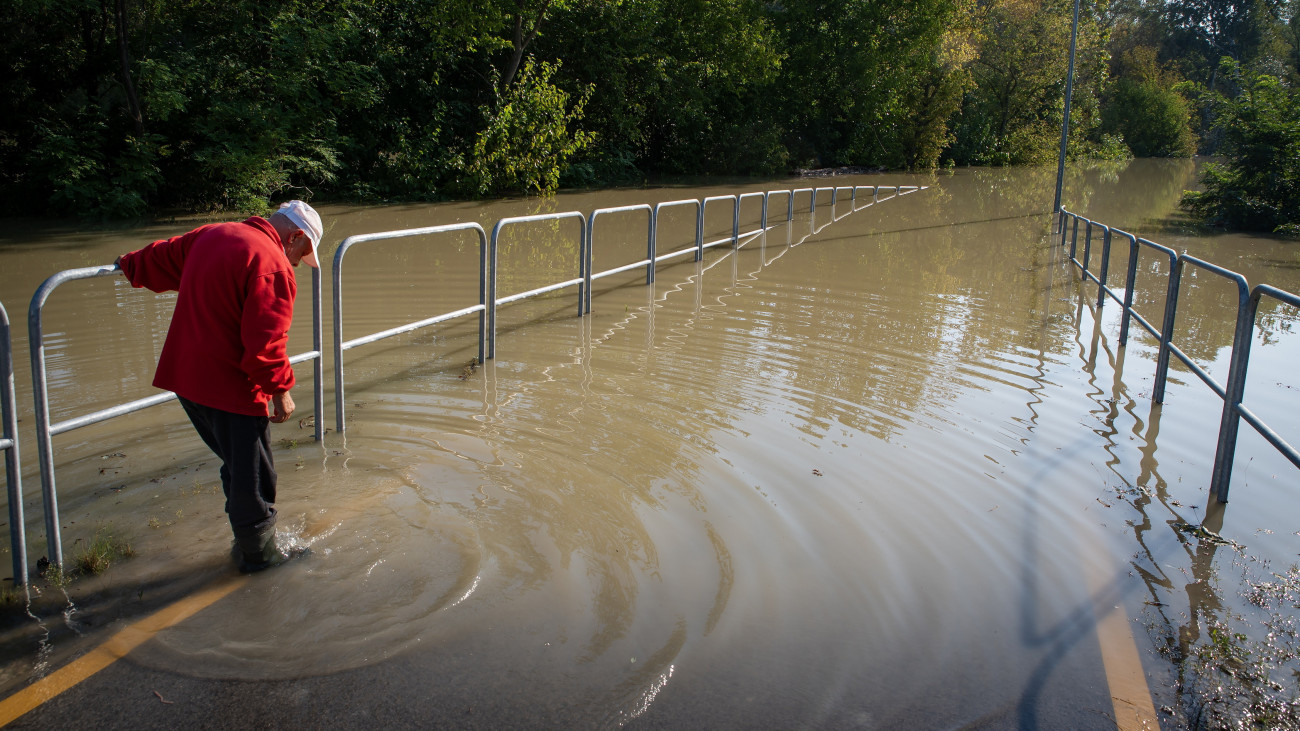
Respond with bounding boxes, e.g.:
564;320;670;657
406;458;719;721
14;183;923;576
1;302;25;585
490;211;591;358
1059;207;1300;501
28;265;325;568
332;223;489;433
330;184;919;432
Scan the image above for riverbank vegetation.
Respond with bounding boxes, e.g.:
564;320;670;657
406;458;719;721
1;1;1298;224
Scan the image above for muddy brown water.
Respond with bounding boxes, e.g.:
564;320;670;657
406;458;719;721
0;159;1296;727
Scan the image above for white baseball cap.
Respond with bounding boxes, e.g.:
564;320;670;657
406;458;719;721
277;200;323;268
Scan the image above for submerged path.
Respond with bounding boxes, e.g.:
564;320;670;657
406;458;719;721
3;162;1296;728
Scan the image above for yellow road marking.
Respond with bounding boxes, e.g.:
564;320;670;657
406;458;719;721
0;575;246;727
1093;594;1160;730
1080;524;1159;730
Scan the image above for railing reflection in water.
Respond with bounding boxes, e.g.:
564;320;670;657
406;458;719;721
1058;207;1300;503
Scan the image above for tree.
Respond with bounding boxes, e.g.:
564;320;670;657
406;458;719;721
1181;59;1300;235
540;0;783;177
948;0;1110;166
455;58;594;195
1101;46;1198;156
768;0;966;169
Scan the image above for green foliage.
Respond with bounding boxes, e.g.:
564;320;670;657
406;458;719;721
74;527;136;576
948;0;1110;167
1181;60;1300;234
1103;0;1297;152
455;59;594;196
768;0;967;170
540;0;785;176
1073;132;1135;161
4;0;1295;218
1100;45;1197;159
897;18;981;171
1101;78;1198;156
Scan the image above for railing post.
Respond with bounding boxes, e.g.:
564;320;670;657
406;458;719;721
1096;227;1112;309
332;240;348;433
1;303;25;585
489;220;503;357
1209;287;1260;502
582;214;592;315
1119;232;1139;346
1152;258;1184;404
583;215;594;315
647;208;658;285
1081;220;1094;273
479;228;489;363
311;266;323;441
695;201;705;262
1069;217;1080;262
732;197;740;247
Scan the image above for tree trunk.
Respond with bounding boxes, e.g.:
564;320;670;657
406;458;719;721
499;0;553;91
115;0;144;136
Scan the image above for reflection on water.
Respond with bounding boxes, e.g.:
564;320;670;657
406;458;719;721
0;160;1296;726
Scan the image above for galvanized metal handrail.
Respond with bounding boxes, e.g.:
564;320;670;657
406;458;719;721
702;195;742;251
1063;213;1182;401
1209;284;1300;500
28;264;325;568
332;223;489;433
489;212;590;359
1;302;25;585
587;185;917;304
1160;255;1251;402
651;199;705;278
1058;207;1299;501
13;183;927;577
588;204;655;296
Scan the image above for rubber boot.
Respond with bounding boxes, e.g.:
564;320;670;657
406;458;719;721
234;526;284;573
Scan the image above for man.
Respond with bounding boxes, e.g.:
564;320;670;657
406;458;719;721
116;201;323;572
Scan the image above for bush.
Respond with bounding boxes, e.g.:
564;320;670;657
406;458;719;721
1181;60;1300;234
454;59;595;197
1101;78;1197;157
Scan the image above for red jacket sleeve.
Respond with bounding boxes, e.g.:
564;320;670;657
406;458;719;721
240;269;298;396
119;225;212;292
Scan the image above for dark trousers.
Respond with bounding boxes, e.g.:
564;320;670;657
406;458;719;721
178;396;277;541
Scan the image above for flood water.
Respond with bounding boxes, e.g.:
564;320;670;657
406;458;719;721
0;159;1297;728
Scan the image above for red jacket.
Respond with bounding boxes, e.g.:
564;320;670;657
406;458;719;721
120;217;297;416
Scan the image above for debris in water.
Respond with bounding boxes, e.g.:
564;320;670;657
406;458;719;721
1175;522;1243;549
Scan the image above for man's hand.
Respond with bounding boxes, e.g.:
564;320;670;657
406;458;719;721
270;391;295;423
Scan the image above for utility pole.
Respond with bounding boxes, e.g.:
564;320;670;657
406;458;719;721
1053;0;1082;228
